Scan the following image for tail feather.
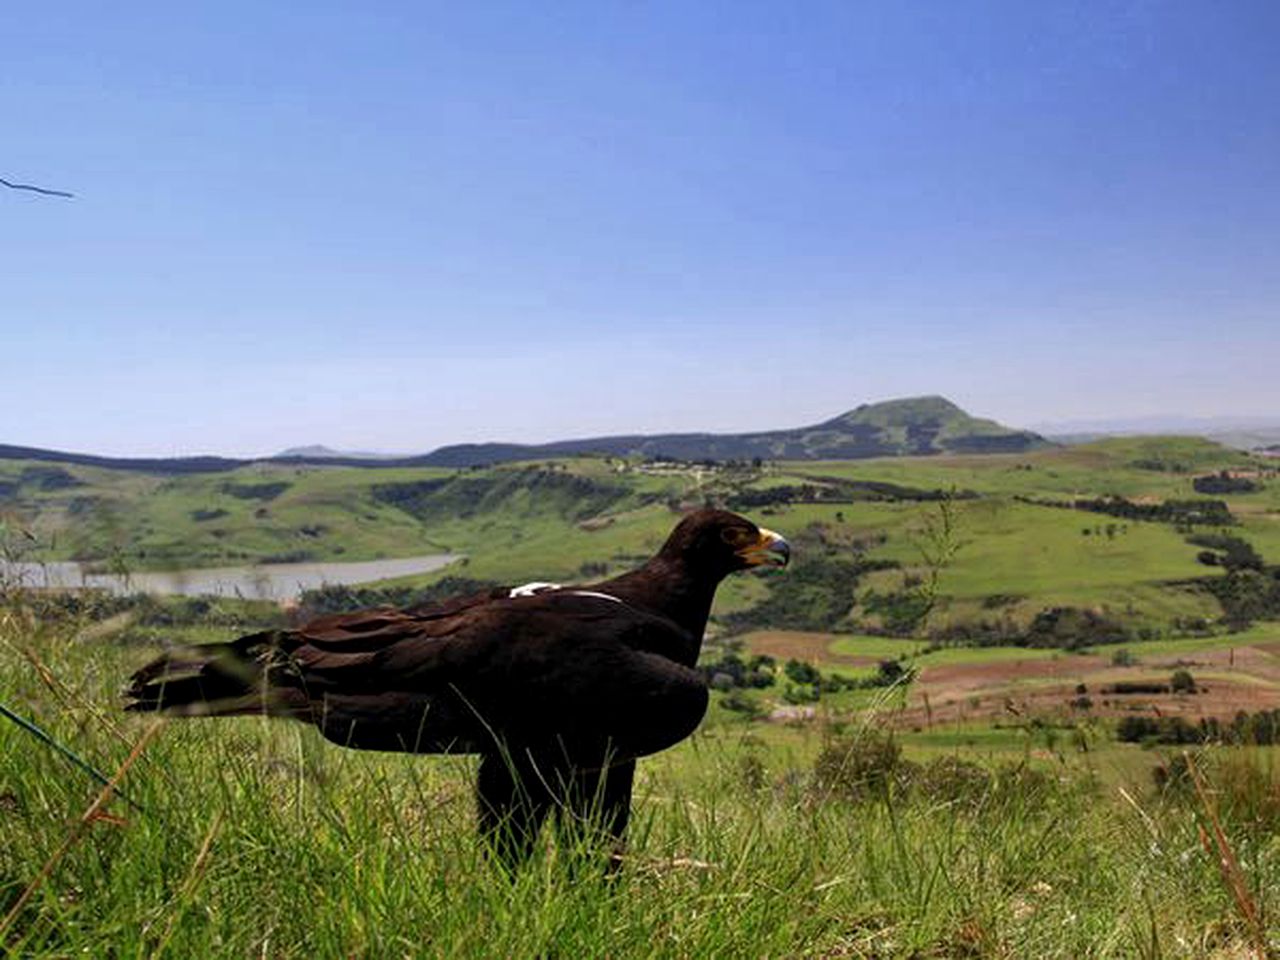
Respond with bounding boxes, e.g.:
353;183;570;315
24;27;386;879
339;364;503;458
125;630;311;719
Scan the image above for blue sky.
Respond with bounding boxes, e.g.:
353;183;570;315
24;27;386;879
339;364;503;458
3;1;1278;456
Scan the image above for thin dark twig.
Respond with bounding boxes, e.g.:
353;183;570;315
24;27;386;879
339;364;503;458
1;178;74;199
0;702;146;813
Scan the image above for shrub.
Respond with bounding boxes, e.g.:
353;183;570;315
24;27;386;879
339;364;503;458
1024;607;1129;650
737;751;768;791
1170;669;1196;694
1116;715;1201;744
191;508;229;522
1151;753;1197;794
812;731;905;801
710;672;735;692
872;659;910;686
782;684;819;705
719;690;762;717
916;756;992;807
1109;681;1169;695
784;659;821;685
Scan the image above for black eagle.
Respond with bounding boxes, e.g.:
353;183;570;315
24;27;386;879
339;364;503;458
125;509;790;864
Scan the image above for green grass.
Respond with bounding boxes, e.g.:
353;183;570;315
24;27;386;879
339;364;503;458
3;605;1278;958
827;635;931;660
4;439;1280;955
782;436;1254;500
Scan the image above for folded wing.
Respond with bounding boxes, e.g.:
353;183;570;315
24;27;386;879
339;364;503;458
126;592;708;760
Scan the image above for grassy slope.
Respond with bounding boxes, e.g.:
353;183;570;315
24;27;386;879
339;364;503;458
2;609;1276;958
1;461;459;568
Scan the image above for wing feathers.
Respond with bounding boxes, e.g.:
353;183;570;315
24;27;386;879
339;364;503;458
126;591;708;759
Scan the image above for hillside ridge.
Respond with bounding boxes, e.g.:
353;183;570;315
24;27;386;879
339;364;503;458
1;396;1048;474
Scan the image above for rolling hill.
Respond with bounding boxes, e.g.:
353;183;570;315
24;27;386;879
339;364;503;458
420;395;1049;465
0;396;1048;473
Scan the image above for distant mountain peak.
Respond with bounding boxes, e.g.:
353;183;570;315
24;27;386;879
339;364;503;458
826;395;965;426
417;395;1049;466
276;445;344;459
275;444;401;460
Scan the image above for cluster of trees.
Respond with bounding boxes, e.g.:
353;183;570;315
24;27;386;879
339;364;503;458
1130;457;1192;473
720;547;898;634
1192;471;1260;495
1178;531;1280;630
1080;523;1128;539
1187;533;1264;571
703;651;915;712
779;657;914;704
0;466;85;497
927;606;1132;652
1022;494;1235;526
1203;566;1280;629
727;478;968;511
1022;607;1130;649
699;652;778;691
1117;708;1280;746
220;481;290;501
860;584;937;636
728;483;851;509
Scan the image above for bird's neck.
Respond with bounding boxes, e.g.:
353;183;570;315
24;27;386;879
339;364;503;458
603;557;719;657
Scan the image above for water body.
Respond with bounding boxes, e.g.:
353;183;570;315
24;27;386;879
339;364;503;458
0;555;459;601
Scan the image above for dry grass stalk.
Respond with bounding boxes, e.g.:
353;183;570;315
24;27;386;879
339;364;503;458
1183;752;1267;960
150;809;225;958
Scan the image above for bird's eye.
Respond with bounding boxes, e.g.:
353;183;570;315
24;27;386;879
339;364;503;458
720;526;755;548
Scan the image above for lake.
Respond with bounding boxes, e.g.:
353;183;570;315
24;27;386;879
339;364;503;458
0;554;459;601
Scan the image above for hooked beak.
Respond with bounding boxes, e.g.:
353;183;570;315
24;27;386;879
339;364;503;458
738;527;791;568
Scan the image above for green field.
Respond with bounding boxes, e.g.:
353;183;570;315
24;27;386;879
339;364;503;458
2;604;1277;958
2;437;1279;955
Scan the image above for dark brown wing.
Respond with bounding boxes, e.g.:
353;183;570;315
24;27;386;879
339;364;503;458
127;593;708;761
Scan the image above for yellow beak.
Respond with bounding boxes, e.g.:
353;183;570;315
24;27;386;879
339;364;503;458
738;527;791;567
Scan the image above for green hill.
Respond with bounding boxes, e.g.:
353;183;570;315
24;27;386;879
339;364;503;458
420;395;1049;465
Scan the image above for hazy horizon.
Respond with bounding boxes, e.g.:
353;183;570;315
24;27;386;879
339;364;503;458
4;2;1278;458
4;392;1280;461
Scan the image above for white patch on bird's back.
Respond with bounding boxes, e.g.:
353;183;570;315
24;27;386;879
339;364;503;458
509;583;623;605
564;590;623;604
509;581;562;598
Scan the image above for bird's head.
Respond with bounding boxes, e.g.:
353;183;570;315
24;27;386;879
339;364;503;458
659;509;790;580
